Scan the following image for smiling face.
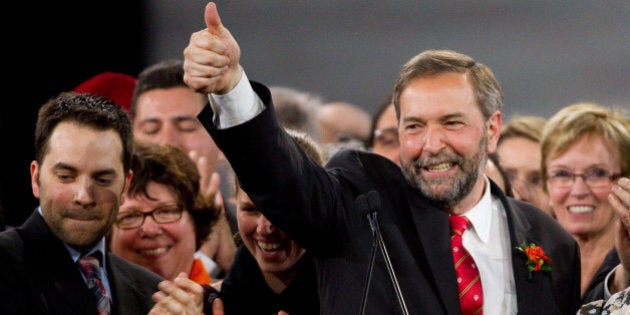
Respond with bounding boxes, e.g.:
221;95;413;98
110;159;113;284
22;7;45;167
31;121;129;251
133;87;221;174
398;72;501;213
545;134;619;239
236;186;305;277
109;181;196;280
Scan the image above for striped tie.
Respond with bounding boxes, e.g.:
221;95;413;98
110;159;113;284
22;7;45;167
78;254;111;315
450;215;483;315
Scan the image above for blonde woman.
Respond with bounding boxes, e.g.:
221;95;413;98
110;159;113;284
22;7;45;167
541;102;630;302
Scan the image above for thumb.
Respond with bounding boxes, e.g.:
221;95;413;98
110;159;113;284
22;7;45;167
212;297;225;315
204;2;222;34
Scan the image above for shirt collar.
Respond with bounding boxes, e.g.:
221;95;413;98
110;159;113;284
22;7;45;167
462;176;493;244
66;239;107;265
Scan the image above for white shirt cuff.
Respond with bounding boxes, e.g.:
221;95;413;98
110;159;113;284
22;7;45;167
208;71;264;129
194;251;221;279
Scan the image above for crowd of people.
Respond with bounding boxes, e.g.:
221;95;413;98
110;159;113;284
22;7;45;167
1;1;629;314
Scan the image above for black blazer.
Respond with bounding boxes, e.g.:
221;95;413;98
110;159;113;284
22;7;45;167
200;81;581;315
581;248;620;304
0;210;163;315
219;246;319;315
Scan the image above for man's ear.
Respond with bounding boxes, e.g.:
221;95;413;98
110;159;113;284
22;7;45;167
30;161;40;198
486;110;502;154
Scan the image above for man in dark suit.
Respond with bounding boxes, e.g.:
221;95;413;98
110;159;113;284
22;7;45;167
0;92;162;314
181;3;581;314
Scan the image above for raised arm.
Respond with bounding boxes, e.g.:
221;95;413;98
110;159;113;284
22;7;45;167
183;2;242;95
181;1;344;255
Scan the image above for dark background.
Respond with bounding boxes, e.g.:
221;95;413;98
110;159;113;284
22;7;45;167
2;2;144;226
2;1;629;227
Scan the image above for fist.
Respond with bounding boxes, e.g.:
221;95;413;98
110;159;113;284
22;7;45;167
183;2;242;95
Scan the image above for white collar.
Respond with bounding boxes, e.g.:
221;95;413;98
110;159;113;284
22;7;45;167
462;176;493;244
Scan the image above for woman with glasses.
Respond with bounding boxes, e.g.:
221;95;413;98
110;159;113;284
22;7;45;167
109;142;220;284
541;102;630;303
148;130;324;315
497;115;553;217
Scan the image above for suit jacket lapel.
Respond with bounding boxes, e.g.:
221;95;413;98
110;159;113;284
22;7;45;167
108;254;140;314
496;186;552;314
409;192;461;315
22;211;96;315
107;253;156;315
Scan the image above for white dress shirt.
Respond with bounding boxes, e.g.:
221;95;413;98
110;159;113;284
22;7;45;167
461;176;517;315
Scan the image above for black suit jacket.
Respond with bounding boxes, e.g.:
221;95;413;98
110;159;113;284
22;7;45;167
219;246;319;315
0;210;163;315
200;81;581;314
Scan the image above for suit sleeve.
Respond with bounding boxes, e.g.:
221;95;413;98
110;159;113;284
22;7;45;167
198;81;350;252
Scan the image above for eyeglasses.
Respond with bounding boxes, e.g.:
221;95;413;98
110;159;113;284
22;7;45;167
115;204;183;230
508;175;545;198
507;173;545;194
373;127;399;148
546;168;622;189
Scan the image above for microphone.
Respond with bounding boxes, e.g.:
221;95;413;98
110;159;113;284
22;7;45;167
358;191;409;315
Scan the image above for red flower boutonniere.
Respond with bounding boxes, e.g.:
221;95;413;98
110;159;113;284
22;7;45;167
516;242;552;278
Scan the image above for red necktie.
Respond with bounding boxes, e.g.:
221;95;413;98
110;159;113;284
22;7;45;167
78;254;111;315
450;215;483;315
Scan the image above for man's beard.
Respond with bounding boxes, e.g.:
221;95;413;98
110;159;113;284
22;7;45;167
401;136;487;210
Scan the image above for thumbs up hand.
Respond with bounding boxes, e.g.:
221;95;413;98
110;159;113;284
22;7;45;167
183;2;242;95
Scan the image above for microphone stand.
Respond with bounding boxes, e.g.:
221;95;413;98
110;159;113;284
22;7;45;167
359;192;410;315
360;211;379;315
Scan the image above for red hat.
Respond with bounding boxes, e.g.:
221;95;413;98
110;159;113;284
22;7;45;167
74;72;136;112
